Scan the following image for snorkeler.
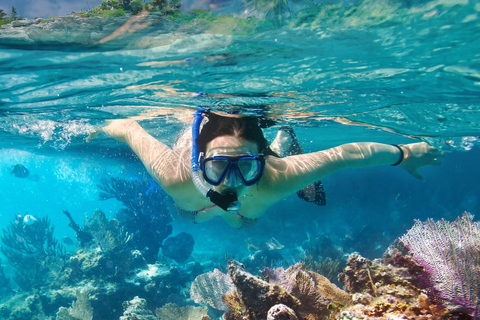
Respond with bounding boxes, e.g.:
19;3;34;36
87;110;443;228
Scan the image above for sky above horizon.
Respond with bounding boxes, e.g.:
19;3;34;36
0;0;240;19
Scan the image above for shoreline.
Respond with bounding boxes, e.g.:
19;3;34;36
0;12;171;48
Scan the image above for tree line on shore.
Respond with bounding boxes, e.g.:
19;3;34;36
0;0;301;27
0;7;19;26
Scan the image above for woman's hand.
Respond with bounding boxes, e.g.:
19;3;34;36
400;142;444;180
86;119;139;143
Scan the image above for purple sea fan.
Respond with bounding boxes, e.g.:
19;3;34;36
400;212;480;317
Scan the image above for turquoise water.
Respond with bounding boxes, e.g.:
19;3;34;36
1;0;480;318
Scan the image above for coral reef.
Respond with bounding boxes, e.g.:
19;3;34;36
155;303;210;320
224;260;300;320
1;214;66;290
1;183;475;320
191;268;235;311
97;177;173;263
338;252;425;297
120;296;158;320
400;212;480;316
0;177;205;320
267;304;298;320
83;210;132;253
263;262;351;320
1;214;65;257
191;260;350;320
62;210;93;247
337;253;448;319
189;252;464;320
0;209;199;320
56;289;93;320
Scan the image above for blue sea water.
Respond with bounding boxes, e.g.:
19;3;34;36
1;0;480;317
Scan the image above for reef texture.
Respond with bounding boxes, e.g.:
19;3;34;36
400;212;480;316
190;260;351;320
193;253;465;320
1;215;66;291
190;268;234;311
97;177;173;263
337;252;450;320
0;177;202;320
1;185;478;320
120;296;158;320
155;303;210;320
56;289;93;320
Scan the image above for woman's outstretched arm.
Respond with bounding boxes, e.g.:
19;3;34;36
262;142;443;201
87;119;190;190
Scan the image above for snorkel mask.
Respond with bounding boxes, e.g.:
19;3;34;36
200;152;265;187
191;109;243;213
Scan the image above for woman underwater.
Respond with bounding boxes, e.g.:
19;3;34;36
88;110;443;228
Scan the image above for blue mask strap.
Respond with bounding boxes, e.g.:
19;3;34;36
191;109;241;213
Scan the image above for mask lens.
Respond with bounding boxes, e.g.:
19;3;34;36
204;159;229;184
237;159;261;183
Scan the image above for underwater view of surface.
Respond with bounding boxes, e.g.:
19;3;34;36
1;0;480;319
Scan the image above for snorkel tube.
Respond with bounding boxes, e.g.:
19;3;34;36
191;109;241;213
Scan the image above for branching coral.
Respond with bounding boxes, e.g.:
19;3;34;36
62;210;93;247
56;289;93;320
1;214;66;290
1;215;65;257
82;210;131;253
97;177;173;262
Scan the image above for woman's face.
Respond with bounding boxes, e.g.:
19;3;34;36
205;135;260;195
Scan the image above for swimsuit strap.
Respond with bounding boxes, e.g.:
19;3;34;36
198;205;217;213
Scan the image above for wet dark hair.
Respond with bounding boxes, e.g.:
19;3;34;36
196;112;278;156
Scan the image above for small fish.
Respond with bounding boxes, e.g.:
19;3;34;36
23;214;38;226
62;236;76;247
10;164;30;178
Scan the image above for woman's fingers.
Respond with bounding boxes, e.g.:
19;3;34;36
86;130;101;143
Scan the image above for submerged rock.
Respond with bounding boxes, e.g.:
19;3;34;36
162;232;194;263
225;260;300;320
